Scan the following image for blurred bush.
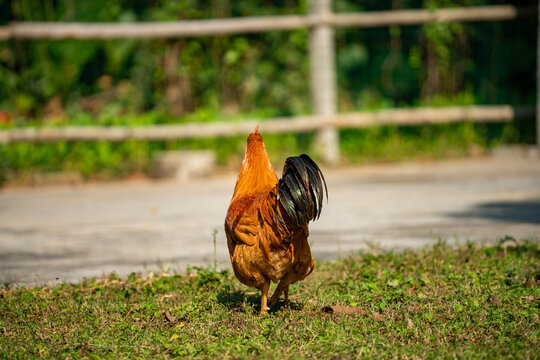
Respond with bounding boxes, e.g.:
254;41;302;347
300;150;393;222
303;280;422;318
0;0;536;182
0;0;535;122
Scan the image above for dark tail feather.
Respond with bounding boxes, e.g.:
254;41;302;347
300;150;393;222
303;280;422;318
277;154;327;227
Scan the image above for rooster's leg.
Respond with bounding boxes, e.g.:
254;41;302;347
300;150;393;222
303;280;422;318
284;287;289;306
269;282;287;308
260;280;270;314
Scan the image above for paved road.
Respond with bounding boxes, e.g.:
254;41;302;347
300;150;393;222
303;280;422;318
1;155;539;285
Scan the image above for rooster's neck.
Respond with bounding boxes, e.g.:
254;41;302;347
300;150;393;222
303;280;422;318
232;137;278;200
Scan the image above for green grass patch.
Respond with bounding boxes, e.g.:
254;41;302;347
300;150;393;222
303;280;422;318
1;240;538;359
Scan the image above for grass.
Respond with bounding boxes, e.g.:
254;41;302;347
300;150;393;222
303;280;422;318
1;240;539;359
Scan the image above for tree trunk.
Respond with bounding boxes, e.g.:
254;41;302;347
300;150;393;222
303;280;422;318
211;0;237;113
421;41;439;98
164;41;193;117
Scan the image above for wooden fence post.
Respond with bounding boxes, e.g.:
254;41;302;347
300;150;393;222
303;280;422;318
309;0;340;164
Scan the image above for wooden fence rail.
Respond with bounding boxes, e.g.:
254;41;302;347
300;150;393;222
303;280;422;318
0;105;533;143
0;5;534;40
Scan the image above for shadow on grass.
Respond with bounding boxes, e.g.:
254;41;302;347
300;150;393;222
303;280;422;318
269;298;303;313
217;290;258;313
217;290;303;314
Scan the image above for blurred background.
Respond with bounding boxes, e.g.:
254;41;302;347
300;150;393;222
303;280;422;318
0;0;537;184
0;0;539;284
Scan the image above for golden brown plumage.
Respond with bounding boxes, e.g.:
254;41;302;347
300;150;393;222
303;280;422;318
224;126;327;313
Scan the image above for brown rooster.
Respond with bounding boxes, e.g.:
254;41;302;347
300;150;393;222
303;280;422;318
224;126;327;313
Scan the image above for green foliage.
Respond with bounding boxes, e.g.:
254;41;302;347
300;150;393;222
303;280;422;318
0;241;538;358
0;0;536;181
1;0;313;118
339;120;533;164
0;0;535;118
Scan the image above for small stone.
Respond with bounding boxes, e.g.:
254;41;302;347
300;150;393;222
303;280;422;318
153;150;216;180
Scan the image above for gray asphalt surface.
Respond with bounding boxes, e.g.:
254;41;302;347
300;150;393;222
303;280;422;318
1;155;539;285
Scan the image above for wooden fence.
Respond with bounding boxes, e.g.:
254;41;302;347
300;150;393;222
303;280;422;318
0;2;537;162
0;5;532;40
0;106;534;143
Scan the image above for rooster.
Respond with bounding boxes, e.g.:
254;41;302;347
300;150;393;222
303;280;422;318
224;126;327;313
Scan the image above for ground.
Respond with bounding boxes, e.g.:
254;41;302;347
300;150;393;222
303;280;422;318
0;154;539;285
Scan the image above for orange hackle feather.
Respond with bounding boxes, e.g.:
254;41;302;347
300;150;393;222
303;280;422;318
230;129;277;203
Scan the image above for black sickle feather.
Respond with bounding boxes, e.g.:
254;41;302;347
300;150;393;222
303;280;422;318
286;157;309;189
301;154;328;219
307;183;319;219
283;176;307;226
278;184;299;227
300;154;328;200
287;167;312;217
303;164;323;219
302;165;317;210
282;178;306;226
276;154;327;229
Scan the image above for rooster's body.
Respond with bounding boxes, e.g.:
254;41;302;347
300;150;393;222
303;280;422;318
224;127;327;313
